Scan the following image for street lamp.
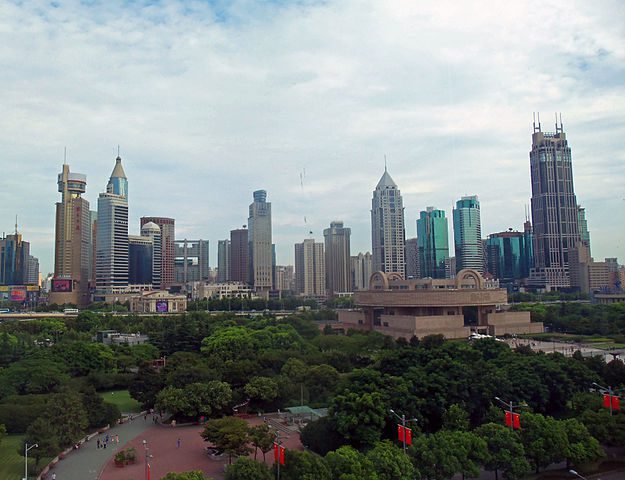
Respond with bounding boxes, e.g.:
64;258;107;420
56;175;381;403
24;443;38;480
142;439;153;480
591;382;624;416
389;409;418;453
569;469;588;480
494;397;526;430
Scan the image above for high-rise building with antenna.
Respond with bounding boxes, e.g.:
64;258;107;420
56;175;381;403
528;113;581;288
371;167;406;277
248;190;273;292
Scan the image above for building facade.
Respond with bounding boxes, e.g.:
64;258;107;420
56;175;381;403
0;231;30;286
248;190;273;291
275;265;295;292
417;207;449;279
217;239;231;283
140;217;175;289
295;238;325;297
485;230;532;285
371;168;405;277
405;237;420;279
128;235;154;286
453;195;483;273
174;239;210;284
323;221;351;295
96;156;129;296
529;117;581;288
50;163;92;306
230;228;249;283
351;252;372;291
140;221;162;289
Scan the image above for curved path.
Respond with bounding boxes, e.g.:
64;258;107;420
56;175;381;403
48;417;156;480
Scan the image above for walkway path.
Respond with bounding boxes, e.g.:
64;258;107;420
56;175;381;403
49;417;156;480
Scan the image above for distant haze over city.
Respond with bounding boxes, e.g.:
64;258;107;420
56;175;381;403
1;0;624;274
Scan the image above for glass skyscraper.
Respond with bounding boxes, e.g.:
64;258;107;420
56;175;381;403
248;190;273;291
417;207;449;279
453;195;483;273
486;230;532;285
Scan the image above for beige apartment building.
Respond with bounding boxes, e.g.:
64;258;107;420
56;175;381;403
338;269;543;340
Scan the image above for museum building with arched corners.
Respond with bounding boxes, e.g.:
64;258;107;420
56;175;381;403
338;269;543;340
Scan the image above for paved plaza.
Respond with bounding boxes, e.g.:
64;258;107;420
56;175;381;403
502;337;621;361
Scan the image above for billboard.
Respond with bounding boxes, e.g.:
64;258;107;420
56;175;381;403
51;279;73;292
155;300;169;313
9;288;27;302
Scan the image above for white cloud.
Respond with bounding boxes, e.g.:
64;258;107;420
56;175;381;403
1;0;624;272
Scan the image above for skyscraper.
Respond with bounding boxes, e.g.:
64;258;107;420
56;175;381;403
529;115;581;288
140;217;175;289
217;240;231;283
323;221;351;295
295;238;325;297
141;221;162;289
50;163;92;306
577;206;590;249
485;230;532;284
405;237;420;279
96;156;129;295
0;228;30;285
371;167;405;277
230;228;249;283
248;190;273;291
453;195;483;273
417;207;449;279
128;235;154;285
174;239;210;284
351;252;372;291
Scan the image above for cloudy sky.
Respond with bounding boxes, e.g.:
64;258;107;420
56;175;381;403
1;0;624;274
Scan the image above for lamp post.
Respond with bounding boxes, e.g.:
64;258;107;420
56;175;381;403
494;397;525;430
569;469;589;480
142;439;153;480
24;443;38;480
275;430;282;480
389;409;417;453
591;382;623;416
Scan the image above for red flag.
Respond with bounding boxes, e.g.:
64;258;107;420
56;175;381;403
274;443;285;465
612;396;621;411
274;443;279;461
279;446;285;465
603;394;612;408
513;413;521;430
505;411;512;427
147;463;151;480
397;425;404;441
405;427;412;445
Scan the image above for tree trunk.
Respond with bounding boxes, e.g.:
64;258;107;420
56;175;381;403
495;469;499;480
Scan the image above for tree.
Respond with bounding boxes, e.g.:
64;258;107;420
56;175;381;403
366;441;415;480
81;386;121;429
225;457;272;480
244;377;278;407
325;445;377;480
45;388;89;447
0;423;5;445
156;386;189;417
475;423;530;480
248;424;274;462
518;413;567;473
300;416;345;455
162;472;213;480
279;449;331;480
23;418;60;467
562;418;604;468
330;391;387;448
201;417;251;464
129;364;165;408
185;381;232;418
442;404;470;431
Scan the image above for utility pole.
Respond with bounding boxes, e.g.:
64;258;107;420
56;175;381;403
389;409;417;453
24;443;38;480
494;396;524;430
274;430;283;480
592;382;624;416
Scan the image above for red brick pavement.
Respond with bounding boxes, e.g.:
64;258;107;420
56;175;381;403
99;418;303;480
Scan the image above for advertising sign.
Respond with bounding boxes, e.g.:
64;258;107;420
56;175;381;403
51;279;72;292
155;300;169;313
9;288;27;302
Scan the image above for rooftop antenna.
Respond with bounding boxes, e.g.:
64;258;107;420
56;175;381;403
533;112;541;133
384;155;387;172
15;215;18;235
559;112;563;131
63;146;67;165
117;145;121;159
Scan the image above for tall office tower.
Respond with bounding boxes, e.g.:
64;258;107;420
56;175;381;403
485;230;532;285
272;244;277;291
140;222;162;289
295;238;325;296
230;228;249;283
26;255;39;285
0;228;30;285
217;240;231;283
350;252;373;291
275;265;295;292
453;195;483;273
371;167;406;276
248;190;273;291
96;156;129;295
140;217;175;289
50;163;91;306
529;115;581;288
128;235;154;285
89;210;97;288
577;206;590;249
417;207;449;279
405;237;420;279
174;239;210;284
323;221;351;295
523;220;534;272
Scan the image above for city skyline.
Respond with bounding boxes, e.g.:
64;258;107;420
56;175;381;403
1;1;624;274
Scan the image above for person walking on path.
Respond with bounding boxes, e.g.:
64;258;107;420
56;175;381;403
116;434;119;444
97;438;100;449
176;437;181;449
51;473;56;480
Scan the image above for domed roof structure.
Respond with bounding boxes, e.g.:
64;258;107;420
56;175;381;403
141;221;161;233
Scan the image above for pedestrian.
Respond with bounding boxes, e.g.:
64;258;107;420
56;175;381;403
97;438;101;449
144;414;147;421
176;437;181;449
52;473;56;480
116;434;119;444
105;433;109;444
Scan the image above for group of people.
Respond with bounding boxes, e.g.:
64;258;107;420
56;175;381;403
96;433;119;449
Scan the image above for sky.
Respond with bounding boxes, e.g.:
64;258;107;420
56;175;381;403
1;0;624;274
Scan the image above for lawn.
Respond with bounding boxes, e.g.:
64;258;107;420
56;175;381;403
0;434;48;479
100;390;142;414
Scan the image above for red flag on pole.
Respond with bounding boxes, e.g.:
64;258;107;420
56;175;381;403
279;445;285;465
505;411;512;427
512;413;521;430
405;427;412;445
147;463;151;480
397;425;405;441
603;394;612;408
612;396;621;411
274;442;285;465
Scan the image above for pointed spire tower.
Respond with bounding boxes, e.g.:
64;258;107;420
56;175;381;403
371;166;406;277
107;152;128;198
